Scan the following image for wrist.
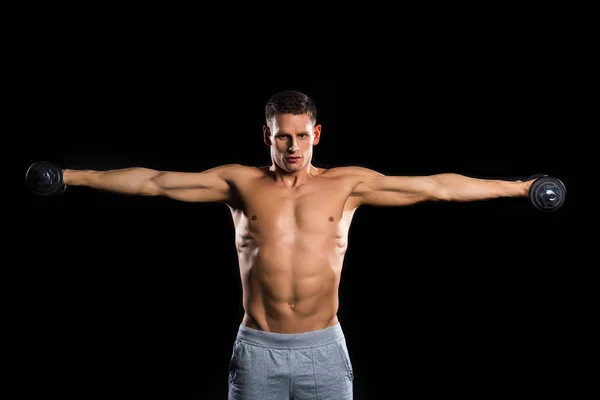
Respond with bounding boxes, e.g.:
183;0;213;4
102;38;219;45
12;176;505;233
63;169;88;186
523;179;535;196
62;169;73;185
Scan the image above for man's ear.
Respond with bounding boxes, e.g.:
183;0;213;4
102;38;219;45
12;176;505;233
263;126;272;146
312;124;322;145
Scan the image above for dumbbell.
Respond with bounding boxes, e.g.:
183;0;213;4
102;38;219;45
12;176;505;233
25;161;66;196
527;174;566;212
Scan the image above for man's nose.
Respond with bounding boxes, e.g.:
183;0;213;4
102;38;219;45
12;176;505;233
288;140;299;153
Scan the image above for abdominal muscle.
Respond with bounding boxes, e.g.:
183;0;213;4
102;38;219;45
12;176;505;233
238;231;344;334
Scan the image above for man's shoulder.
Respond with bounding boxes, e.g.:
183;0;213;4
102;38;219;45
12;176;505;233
321;165;383;179
218;164;269;179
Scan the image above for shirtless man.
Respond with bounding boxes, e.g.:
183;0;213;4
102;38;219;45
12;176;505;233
50;90;541;399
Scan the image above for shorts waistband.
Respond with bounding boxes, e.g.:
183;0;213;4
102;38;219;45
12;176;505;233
235;323;345;349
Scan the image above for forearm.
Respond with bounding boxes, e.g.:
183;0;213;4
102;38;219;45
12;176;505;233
432;173;532;201
63;168;161;195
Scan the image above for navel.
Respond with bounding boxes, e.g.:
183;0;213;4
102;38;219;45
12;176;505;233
251;215;257;221
328;216;334;221
288;303;295;310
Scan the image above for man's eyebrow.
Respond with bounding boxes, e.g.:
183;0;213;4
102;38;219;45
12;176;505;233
276;132;309;136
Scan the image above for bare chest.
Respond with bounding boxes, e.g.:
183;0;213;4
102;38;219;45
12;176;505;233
231;178;355;235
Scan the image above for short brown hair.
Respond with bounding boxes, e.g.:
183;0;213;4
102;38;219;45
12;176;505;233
265;90;317;127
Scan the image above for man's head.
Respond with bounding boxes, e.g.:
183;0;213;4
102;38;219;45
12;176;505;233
263;90;321;173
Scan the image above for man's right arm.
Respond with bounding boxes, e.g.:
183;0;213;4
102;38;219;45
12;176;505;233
63;164;242;203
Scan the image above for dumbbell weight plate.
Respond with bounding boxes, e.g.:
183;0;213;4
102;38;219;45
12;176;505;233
25;161;66;196
528;176;566;212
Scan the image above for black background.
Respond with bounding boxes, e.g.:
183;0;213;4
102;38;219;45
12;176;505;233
12;6;585;400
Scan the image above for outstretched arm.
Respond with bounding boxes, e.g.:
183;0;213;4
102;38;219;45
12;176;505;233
350;168;534;207
63;164;243;203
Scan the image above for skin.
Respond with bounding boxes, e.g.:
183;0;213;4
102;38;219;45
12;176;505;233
63;113;534;334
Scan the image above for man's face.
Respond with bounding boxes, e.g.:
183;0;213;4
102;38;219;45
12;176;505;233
264;113;321;173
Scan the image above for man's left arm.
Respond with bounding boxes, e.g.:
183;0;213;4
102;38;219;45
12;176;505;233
351;169;533;207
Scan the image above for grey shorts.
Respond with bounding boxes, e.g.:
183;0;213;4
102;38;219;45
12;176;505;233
228;323;354;400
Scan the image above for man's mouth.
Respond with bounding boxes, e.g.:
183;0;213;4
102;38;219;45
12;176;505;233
286;156;301;163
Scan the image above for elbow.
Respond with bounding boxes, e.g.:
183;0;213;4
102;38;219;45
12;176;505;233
140;184;160;196
430;186;453;202
141;173;165;196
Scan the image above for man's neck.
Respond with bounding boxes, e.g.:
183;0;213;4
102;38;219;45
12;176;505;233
269;163;320;188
